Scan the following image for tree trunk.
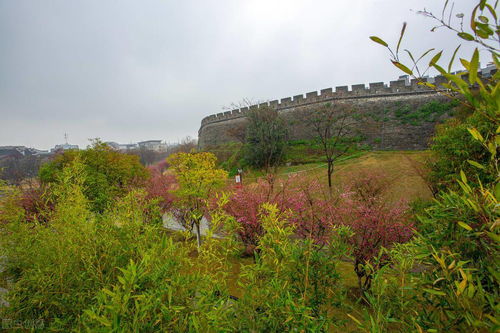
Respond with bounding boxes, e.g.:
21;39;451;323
327;160;334;190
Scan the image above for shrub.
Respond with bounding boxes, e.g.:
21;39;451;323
167;152;227;247
243;106;288;171
337;171;413;292
429;112;496;190
39;140;149;212
224;176;335;255
144;167;175;213
0;160;167;330
231;204;345;331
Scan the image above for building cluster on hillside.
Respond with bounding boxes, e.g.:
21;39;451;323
0;139;170;161
104;140;168;152
0;146;51;160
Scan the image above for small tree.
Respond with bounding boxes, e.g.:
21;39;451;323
243;106;288;173
167;152;227;248
337;171;412;293
307;102;358;189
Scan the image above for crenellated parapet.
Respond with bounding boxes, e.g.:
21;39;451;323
200;75;449;127
199;66;498;129
198;66;496;150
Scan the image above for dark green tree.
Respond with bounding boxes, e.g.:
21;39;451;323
243;106;288;172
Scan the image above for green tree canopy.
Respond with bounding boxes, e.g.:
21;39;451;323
39;140;148;212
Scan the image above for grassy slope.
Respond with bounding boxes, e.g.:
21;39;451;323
243;150;433;203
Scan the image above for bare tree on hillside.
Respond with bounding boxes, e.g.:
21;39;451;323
174;136;197;153
223;98;260;144
0;155;44;185
226;121;248;144
307;102;360;190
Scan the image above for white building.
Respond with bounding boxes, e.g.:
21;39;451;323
137;140;167;152
50;143;79;153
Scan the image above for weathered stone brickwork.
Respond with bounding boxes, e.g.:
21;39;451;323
198;75;455;150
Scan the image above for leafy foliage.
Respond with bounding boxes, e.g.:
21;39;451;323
144;167;175;213
232;204;346;331
39;140;148;212
167;151;227;247
224;176;335;255
243;106;288;171
365;0;499;331
429;111;496;190
337;170;413;292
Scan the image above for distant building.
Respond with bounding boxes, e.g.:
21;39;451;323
31;148;51;156
481;62;496;78
105;140;167;152
119;143;139;151
137;140;167;152
398;75;410;86
104;141;139;151
50;143;79;153
104;141;121;150
0;146;50;160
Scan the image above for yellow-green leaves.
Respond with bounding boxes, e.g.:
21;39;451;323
457;32;475;41
391;61;413;75
468;127;485;142
167;152;228;200
458;221;473;231
369;36;388;47
429;51;443;66
469;49;480;84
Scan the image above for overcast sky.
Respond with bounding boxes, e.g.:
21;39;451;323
0;0;477;150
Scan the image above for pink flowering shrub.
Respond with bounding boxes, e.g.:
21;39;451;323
144;167;176;213
223;179;273;255
337;170;413;291
284;177;336;246
148;160;169;174
224;175;335;255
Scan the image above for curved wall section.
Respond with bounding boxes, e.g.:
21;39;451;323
198;75;455;150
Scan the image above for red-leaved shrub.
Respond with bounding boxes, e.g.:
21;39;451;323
224;175;335;254
144;168;176;213
18;184;54;223
337;170;413;291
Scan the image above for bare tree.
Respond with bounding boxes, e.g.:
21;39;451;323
307;102;359;190
222;98;259;145
226;121;248;144
0;155;44;185
174;136;197;153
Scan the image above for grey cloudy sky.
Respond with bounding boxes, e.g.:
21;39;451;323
0;0;476;150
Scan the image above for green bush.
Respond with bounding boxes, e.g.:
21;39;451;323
393;100;458;125
39;140;148;212
243;107;288;170
0;160;167;330
429;111;496;190
230;204;348;331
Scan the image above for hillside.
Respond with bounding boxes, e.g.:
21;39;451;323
241;150;433;203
